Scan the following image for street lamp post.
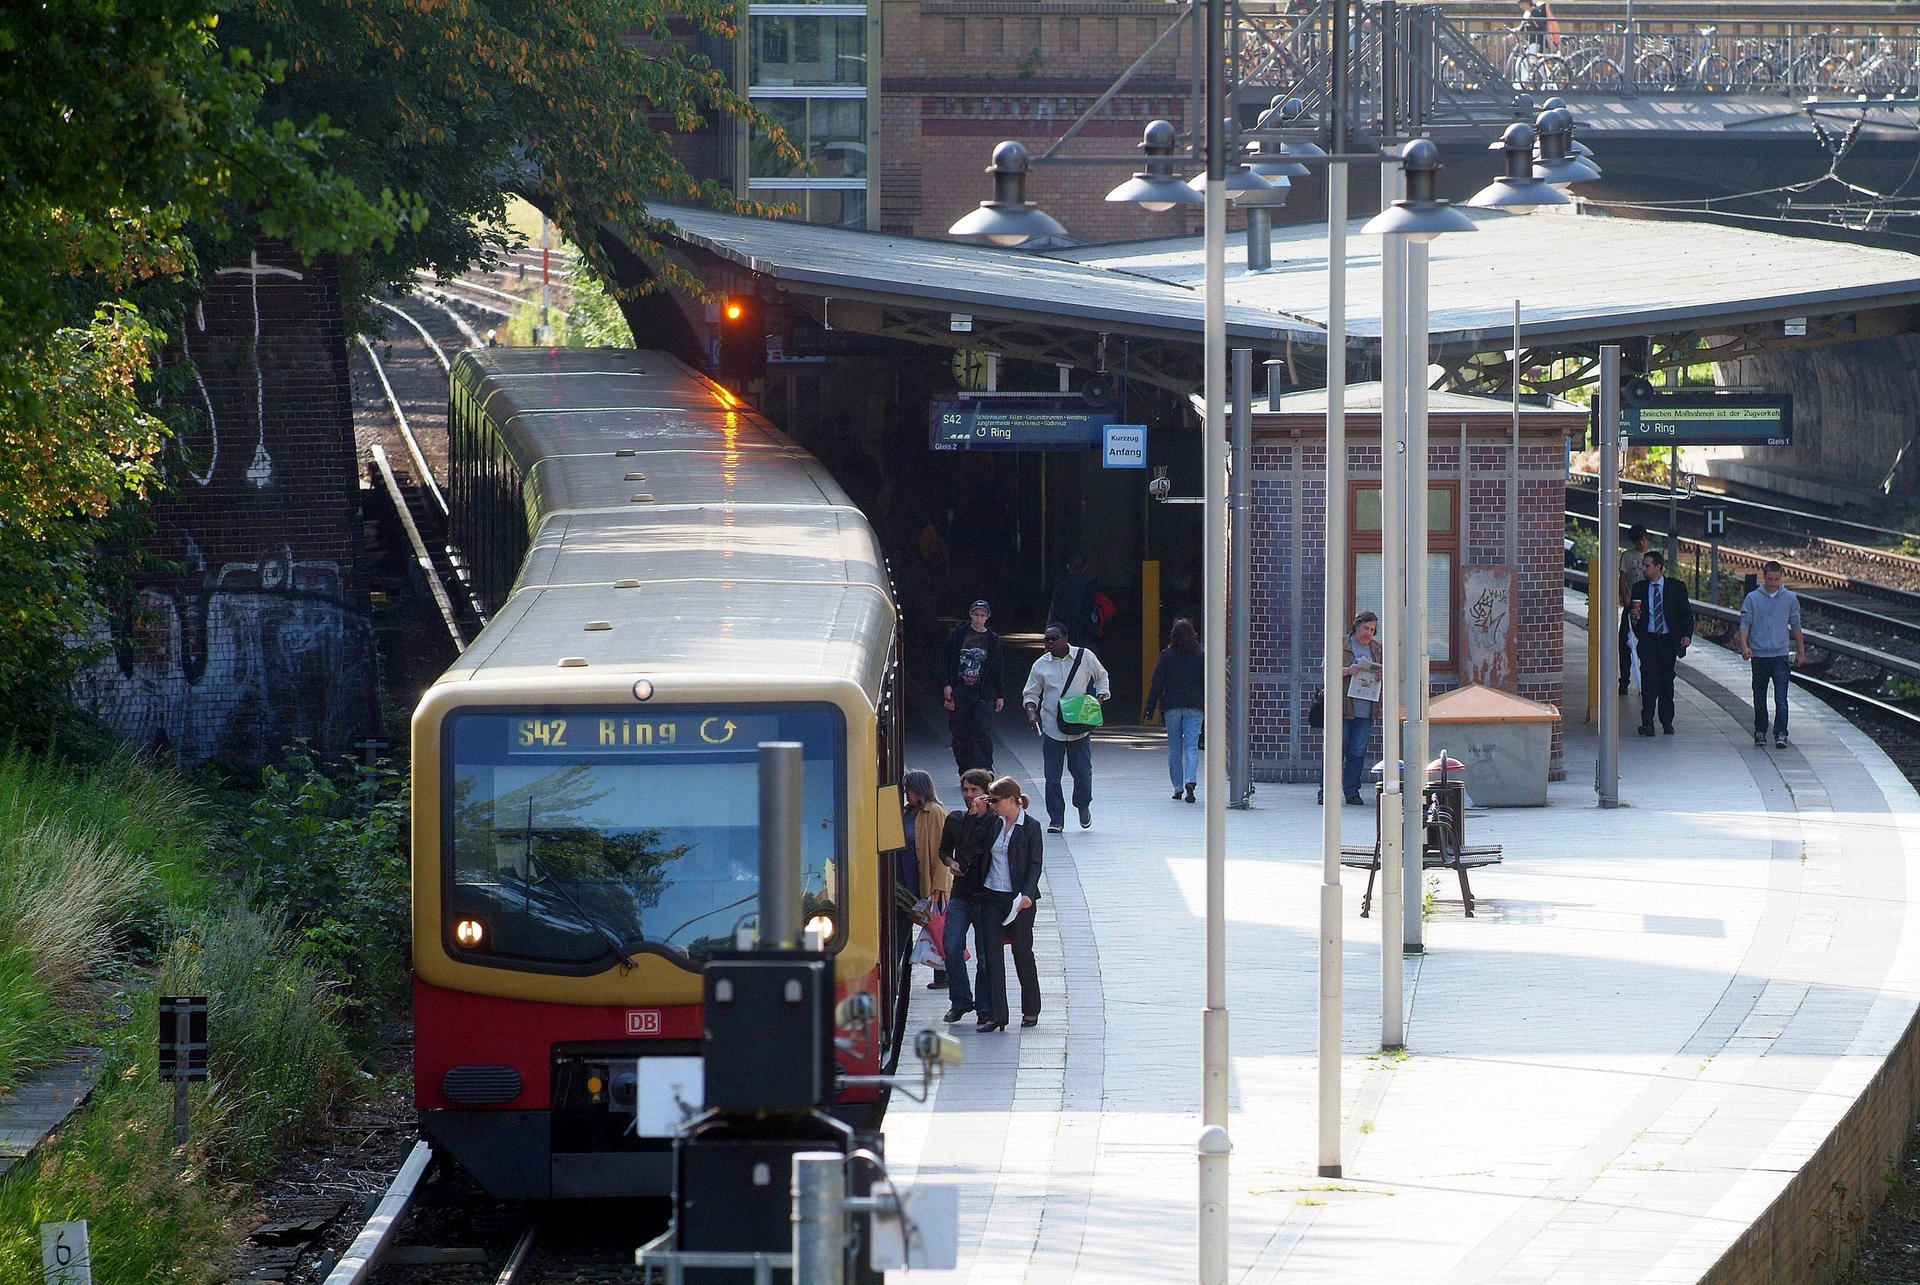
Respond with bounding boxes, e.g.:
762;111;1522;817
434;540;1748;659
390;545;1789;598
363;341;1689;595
951;82;1596;1264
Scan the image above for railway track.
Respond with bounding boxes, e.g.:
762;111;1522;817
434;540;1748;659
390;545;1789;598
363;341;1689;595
313;1142;670;1284
351;292;487;663
1566;499;1920;641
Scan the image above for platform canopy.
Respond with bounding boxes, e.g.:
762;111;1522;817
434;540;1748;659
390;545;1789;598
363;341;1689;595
653;202;1920;392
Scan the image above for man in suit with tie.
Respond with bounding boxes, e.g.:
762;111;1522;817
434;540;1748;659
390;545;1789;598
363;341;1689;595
1630;549;1693;736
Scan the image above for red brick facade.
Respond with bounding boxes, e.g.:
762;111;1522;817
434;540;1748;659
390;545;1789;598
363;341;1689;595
1247;393;1578;782
878;0;1214;241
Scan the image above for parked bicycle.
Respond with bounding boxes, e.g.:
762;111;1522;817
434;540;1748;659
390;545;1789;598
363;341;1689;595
1638;26;1731;93
1502;22;1570;91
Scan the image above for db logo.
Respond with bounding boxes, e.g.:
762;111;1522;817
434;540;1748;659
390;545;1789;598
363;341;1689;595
625;1009;662;1036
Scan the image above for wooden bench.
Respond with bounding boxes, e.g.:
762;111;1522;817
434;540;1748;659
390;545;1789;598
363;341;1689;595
1339;783;1501;917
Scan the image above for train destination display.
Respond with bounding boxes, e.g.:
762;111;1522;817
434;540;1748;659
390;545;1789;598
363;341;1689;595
930;396;1117;451
1608;393;1793;447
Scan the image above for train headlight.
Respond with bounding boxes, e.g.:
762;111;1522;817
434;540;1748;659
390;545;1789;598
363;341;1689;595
804;913;835;945
454;917;488;949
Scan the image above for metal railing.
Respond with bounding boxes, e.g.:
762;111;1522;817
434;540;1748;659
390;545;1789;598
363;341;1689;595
1448;17;1920;96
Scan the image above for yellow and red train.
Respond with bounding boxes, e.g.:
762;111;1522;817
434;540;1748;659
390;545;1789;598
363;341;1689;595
412;347;906;1198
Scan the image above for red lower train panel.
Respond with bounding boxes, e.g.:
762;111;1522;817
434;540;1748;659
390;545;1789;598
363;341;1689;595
412;973;885;1112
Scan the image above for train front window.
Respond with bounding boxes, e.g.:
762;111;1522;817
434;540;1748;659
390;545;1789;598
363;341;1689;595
444;706;845;971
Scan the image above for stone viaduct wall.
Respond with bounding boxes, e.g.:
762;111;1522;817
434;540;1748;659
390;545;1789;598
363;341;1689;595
71;242;378;763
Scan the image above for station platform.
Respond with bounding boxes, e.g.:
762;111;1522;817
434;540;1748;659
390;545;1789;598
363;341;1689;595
883;607;1920;1282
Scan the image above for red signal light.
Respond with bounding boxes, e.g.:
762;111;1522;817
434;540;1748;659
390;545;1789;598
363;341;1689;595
724;300;745;321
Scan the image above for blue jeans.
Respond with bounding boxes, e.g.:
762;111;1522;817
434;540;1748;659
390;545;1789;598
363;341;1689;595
1341;716;1374;799
942;895;984;1012
1751;655;1791;737
1041;733;1094;828
1164;707;1202;789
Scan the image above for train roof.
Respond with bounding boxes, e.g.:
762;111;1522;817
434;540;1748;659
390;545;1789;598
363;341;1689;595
439;348;894;699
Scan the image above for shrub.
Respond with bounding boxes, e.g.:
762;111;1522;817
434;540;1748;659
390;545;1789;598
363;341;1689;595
159;903;349;1179
238;746;410;1027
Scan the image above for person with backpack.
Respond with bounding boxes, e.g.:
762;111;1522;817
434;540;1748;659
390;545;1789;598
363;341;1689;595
1023;623;1111;832
937;599;1006;772
1048;552;1103;648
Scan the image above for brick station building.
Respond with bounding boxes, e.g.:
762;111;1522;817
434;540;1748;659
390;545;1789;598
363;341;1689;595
1239;385;1582;783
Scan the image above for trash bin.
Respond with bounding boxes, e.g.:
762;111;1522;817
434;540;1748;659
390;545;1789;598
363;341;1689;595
1428;684;1560;807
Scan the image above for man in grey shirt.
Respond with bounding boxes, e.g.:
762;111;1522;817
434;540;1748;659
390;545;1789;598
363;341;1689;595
1738;560;1806;748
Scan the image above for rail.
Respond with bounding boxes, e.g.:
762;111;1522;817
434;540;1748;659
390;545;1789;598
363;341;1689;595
358;336;448;517
1565;507;1920;633
323;1141;432;1285
377;299;454;372
370;445;468;653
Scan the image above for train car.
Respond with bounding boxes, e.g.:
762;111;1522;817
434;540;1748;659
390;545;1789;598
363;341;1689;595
413;346;906;1200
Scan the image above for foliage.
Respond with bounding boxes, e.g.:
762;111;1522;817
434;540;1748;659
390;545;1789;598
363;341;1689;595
566;263;637;346
1565;521;1599;570
0;1025;236;1285
0;746;358;1277
237;746;410;1023
0;2;412;736
0;749;217;1089
221;0;790;309
159;903;350;1177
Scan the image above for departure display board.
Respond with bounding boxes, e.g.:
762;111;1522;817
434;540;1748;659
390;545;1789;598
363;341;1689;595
930;397;1116;451
1604;393;1792;447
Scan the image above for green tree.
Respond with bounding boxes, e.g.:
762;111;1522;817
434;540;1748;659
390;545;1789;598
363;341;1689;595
0;0;785;742
0;1;410;742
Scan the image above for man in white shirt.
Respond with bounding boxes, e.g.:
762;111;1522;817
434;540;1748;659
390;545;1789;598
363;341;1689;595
1023;623;1111;833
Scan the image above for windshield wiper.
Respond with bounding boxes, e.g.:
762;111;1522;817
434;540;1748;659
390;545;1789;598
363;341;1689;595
523;795;642;971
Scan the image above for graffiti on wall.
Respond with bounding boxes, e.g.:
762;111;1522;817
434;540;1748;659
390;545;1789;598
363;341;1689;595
73;542;376;764
1461;564;1518;691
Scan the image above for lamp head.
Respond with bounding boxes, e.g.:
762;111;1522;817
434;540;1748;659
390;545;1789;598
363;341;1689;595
946;140;1070;245
1106;118;1203;212
1467;123;1571;212
1362;138;1477;241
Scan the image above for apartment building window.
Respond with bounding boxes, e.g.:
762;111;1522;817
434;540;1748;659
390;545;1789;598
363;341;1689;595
748;4;869;227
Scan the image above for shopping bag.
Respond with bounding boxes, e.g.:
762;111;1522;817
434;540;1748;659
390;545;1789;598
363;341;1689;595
1058;693;1104;729
909;925;942;968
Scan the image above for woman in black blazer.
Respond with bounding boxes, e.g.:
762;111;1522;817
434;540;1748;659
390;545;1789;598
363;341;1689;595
975;776;1045;1031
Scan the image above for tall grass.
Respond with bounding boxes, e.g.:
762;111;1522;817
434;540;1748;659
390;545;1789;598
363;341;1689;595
0;751;202;1089
159;903;349;1178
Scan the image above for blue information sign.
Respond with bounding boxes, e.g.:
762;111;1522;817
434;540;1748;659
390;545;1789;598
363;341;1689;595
1601;393;1792;447
930;397;1116;451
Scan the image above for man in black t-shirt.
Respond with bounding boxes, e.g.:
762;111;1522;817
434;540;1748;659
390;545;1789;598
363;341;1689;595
937;600;1006;772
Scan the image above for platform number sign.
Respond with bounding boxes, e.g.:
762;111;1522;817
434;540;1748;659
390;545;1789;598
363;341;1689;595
1702;506;1726;537
41;1221;91;1285
158;996;208;1082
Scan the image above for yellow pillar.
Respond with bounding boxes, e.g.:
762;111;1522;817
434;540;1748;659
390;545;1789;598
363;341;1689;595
1141;560;1162;724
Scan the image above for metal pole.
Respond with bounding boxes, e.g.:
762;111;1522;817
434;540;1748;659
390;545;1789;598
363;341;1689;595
1317;0;1351;1183
540;215;553;344
1247;207;1273;272
1199;0;1231;1270
1596;347;1622;807
758;742;805;949
793;1152;847;1285
1377;156;1406;1051
1230;348;1253;808
1666;449;1680;564
1402;237;1431;958
1509;299;1521;567
1624;0;1638;97
172;1005;192;1150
